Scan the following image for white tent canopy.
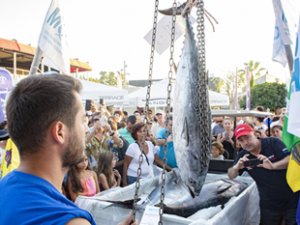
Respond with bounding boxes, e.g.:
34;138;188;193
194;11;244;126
79;79;128;107
125;79;229;108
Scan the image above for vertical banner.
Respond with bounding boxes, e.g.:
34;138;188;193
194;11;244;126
0;68;13;122
272;0;293;69
31;0;70;74
245;66;251;110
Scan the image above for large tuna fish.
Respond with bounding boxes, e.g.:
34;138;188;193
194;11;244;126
76;170;249;220
161;177;247;217
172;15;211;196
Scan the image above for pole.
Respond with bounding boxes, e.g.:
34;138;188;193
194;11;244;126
234;67;238;110
29;47;43;76
123;60;127;87
246;66;251;110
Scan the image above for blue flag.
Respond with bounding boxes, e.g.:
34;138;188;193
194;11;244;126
0;68;13;123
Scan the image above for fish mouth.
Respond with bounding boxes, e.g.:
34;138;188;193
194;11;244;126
158;2;187;16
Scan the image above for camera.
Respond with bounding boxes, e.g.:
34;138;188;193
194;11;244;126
243;158;263;167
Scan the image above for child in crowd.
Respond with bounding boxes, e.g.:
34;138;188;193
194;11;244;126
97;151;121;190
211;141;225;160
217;118;235;159
271;124;283;140
67;153;100;202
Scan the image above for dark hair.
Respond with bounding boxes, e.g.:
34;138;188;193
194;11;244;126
97;151;115;188
271;124;283;132
123;111;128;116
154;112;162;123
119;121;126;129
0;120;7;129
67;156;86;194
131;122;145;140
6;74;82;156
165;115;173;125
256;106;265;112
255;116;265;123
91;112;101;124
127;115;137;125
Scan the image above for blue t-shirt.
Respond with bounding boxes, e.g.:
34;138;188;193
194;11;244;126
235;137;299;211
297;195;300;224
0;170;96;225
156;128;177;168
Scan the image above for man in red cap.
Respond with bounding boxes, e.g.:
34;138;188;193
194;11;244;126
228;123;299;225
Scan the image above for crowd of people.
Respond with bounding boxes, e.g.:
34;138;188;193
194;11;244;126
210;106;287;161
0;73;299;225
0;74;137;225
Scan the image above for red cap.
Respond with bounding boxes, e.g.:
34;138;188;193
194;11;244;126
234;124;254;139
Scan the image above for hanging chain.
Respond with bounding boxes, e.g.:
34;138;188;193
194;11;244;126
132;0;160;220
159;2;177;225
196;0;211;160
165;1;176;117
196;0;205;73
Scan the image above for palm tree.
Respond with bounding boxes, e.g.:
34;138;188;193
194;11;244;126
238;60;266;87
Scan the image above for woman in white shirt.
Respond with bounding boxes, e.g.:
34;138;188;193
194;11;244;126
123;122;155;186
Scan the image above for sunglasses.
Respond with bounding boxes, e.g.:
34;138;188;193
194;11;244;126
93;118;100;122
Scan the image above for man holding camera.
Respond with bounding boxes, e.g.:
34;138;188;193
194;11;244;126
228;124;299;225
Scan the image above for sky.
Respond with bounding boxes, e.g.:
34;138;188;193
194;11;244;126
0;0;299;82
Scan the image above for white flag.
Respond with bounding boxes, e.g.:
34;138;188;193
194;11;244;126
38;0;70;74
272;0;292;67
287;16;300;138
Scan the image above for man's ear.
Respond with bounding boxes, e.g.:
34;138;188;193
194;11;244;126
51;121;66;145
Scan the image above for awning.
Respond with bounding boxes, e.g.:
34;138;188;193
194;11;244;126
0;37;92;73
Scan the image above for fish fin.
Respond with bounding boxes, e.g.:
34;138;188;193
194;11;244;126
216;183;231;194
181;117;190;146
102;199;138;208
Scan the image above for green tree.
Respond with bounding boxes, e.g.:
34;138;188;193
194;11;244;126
222;70;245;109
238;60;266;87
86;76;100;83
98;71;117;86
240;82;287;111
208;76;224;92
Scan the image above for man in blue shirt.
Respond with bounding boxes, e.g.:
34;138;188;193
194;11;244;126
0;74;136;225
155;116;177;171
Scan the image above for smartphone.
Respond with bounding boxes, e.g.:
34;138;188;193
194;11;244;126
243;158;262;167
85;99;92;111
99;98;104;105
